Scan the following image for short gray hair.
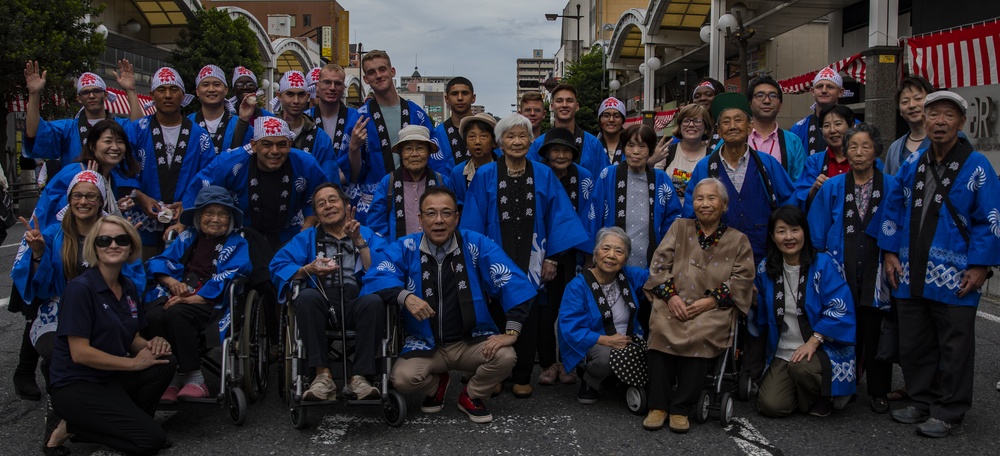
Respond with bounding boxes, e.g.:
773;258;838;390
594;226;631;257
843;122;885;157
494;113;534;143
693;178;729;207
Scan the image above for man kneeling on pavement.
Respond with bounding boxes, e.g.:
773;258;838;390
363;187;537;423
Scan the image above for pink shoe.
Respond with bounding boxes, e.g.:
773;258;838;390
160;386;180;404
177;382;210;399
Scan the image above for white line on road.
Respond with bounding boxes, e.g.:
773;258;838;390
0;297;9;309
2;242;20;249
977;310;1000;324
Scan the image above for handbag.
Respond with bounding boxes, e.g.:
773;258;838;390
609;334;648;387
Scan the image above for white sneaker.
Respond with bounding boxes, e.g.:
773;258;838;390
303;373;336;401
347;375;380;399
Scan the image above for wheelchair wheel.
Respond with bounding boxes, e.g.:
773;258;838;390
694;389;711;424
280;305;295;401
719;392;734;425
241;289;268;402
383;389;407;427
736;370;752;402
625;385;647;415
229;387;248;426
290;404;308;429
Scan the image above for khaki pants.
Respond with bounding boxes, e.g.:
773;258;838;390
757;357;823;417
391;340;515;400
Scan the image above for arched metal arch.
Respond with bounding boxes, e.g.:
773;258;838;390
272;38;319;71
216;6;276;63
608;9;647;62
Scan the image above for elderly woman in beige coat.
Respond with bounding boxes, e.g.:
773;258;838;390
641;177;755;433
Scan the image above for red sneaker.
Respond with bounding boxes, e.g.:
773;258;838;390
457;387;493;423
420;372;450;413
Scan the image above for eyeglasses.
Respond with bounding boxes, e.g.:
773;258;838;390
70;192;100;202
201;209;231;220
78;89;103;98
95;234;132;248
314;196;343;208
753;92;781;101
234;81;257;90
420;210;456;220
680;118;704;126
600;112;623;120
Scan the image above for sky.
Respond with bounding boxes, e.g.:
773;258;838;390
340;0;565;118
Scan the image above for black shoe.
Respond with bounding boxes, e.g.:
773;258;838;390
13;372;42;401
870;396;890;414
808;397;832;417
891;406;930;424
577;380;599;405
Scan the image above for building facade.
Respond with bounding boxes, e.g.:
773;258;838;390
516;49;556;104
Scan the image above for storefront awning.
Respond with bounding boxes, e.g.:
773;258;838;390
6;88;155;116
624;108;679;130
905;18;1000;89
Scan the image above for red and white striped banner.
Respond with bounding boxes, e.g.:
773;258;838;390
624;108;679;130
777;53;867;94
6;88;155;115
905;18;1000;89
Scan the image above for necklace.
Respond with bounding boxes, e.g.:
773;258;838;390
907;134;926;142
507;166;526;177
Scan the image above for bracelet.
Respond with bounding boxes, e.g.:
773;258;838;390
504;329;520;337
812;333;825;344
355;241;369;250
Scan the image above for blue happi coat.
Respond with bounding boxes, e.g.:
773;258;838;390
808;171;902;309
367;170;449;241
793;151;884;209
527;129;608;179
185;145;328;244
877;141;1000;306
461;160;591;288
446;152;502;205
305;104;360;153
429;121;463;175
362;230;537;355
144;228;251;307
754;253;857;397
11;224;145;345
558;266;649;372
187;112;251;154
587;164;682;257
123;115;215;244
31;163;136;231
269;225;385;301
23;116;131;170
341;99;434;222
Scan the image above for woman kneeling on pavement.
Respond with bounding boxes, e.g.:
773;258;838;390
755;206;856;418
144;185;251;401
48;216;176;456
558;227;648;404
641;178;755;433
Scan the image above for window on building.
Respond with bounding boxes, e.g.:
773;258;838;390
290;15;296;28
303;14;312;28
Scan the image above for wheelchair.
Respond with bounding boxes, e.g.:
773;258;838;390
277;252;406;429
624;313;752;426
155;232;270;426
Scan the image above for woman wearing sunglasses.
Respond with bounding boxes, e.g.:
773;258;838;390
46;216;175;456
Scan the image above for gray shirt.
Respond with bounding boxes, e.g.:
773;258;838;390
721;147;751;192
625;170;650;267
381;103;403;169
775;264;804;362
600;281;629;335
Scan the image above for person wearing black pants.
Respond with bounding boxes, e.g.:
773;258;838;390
856;306;892;410
47;216;174;455
9;289;42;400
646;351;710;427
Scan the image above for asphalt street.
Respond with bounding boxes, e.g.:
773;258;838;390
2;223;1000;455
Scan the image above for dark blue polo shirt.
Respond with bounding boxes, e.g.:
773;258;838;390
49;267;146;389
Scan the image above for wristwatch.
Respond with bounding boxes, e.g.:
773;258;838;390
504;329;520;337
812;333;825;344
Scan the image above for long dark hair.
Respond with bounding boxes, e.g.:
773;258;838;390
78;120;141;178
764;205;816;280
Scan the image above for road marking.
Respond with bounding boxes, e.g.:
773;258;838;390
977;310;1000;324
726;417;783;456
0;297;9;309
1;242;20;249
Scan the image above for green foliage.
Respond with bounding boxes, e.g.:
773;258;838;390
560;49;605;134
0;0;105;119
171;8;265;113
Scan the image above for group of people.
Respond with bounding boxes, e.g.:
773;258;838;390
8;46;998;455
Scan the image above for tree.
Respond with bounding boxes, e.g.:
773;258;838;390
560;48;605;134
0;0;105;161
170;8;265;114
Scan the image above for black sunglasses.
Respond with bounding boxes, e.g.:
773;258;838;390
95;234;132;248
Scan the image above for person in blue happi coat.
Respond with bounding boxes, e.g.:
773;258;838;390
755;205;856;419
526;84;608;178
188;65;251;154
880;91;1000;438
364;187;537;423
342;50;435;223
462;114;590;398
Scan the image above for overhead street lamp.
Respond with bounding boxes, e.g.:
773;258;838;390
546;3;583;65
